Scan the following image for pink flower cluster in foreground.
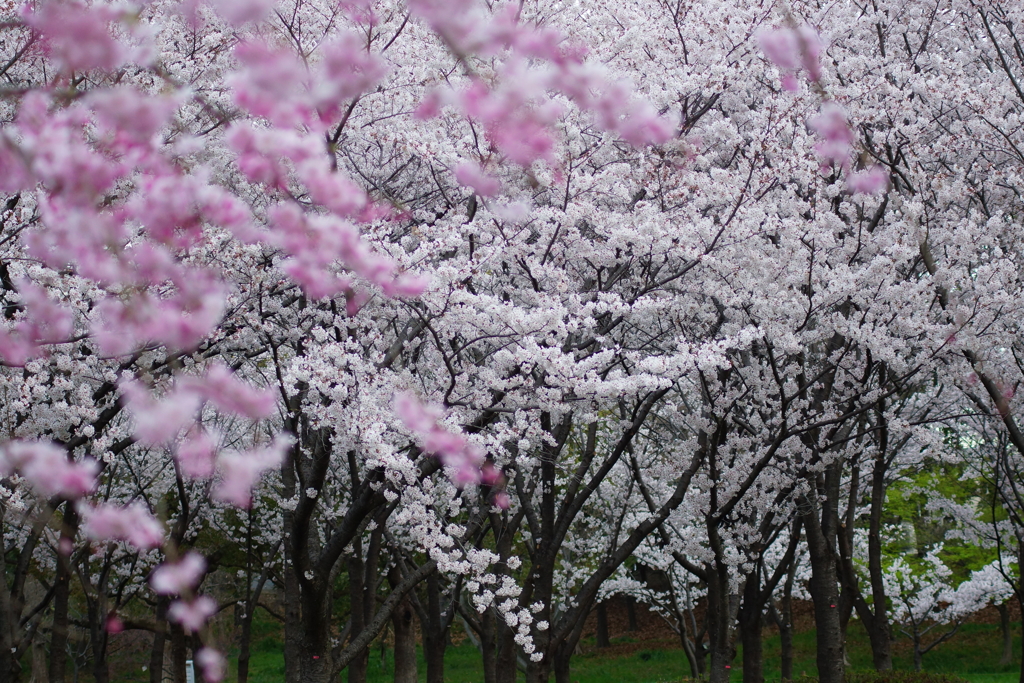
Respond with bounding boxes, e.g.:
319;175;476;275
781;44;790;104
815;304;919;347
760;25;888;195
81;502;165;550
0;0;676;672
395;392;488;485
412;0;674;197
0;441;98;499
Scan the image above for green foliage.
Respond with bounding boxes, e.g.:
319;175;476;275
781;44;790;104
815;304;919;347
844;671;970;683
882;459;996;584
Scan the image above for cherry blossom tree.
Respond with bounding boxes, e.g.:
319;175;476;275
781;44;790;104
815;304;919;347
5;1;1024;682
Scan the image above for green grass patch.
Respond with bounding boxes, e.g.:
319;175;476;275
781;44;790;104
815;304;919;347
202;618;1024;682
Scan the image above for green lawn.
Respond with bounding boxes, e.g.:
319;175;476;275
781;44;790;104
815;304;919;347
229;621;1022;683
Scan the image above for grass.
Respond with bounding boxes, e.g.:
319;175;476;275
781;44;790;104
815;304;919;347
234;640;697;683
755;624;1021;678
116;614;1024;682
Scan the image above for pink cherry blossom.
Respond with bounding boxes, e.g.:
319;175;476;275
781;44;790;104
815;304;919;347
206;0;276;26
211;437;292;508
809;103;856;168
196;648;227;683
80;502;165;550
758;26;824;88
168;596;217;633
394;392;485;485
0;281;74;366
105;614;124;634
22;1;126;72
151;552;207;595
120;381;202;447
174;429;218;480
847;166;889;195
455;162;502;198
759;29;800;70
2;441;98;499
186;363;276;420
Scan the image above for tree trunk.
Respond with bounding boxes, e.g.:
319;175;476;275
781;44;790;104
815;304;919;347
780;582;795;681
839;592;853;667
149;599;168;683
596;602;610;648
553;644;572;683
626;596;638;632
421;572;448;683
802;482;844;683
677;611;702;680
237;609;252;683
49;504;77;683
390;567;418;683
89;604;109;683
740;571;763;683
999;602;1013;666
282;458;302;683
768;599;794;683
424;633;446;683
295;577;336;683
1016;541;1024;683
169;624;187;683
0;567;20;683
706;557;734;683
865;611;893;672
495;613;520;683
866;433;893;671
347;554;368;683
479;608;497;683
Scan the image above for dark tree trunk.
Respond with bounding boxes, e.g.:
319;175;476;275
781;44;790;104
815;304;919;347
999;602;1013;666
390;567;418;683
740;572;763;683
169;623;187;683
839;592;854;667
526;657;550;683
421;573;449;683
461;602;507;683
0;568;19;683
553;644;572;683
866;429;893;671
347;554;368;683
238;545;278;683
282;464;302;683
479;607;497;683
668;581;704;680
676;602;704;681
148;598;168;683
348;552;372;683
1017;539;1024;683
89;602;109;683
764;519;801;683
49;504;77;683
295;569;339;683
495;613;519;683
2;510;46;683
779;562;796;682
802;484;845;683
237;608;252;683
626;597;638;632
424;634;447;683
238;509;255;683
705;556;734;683
595;602;610;648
